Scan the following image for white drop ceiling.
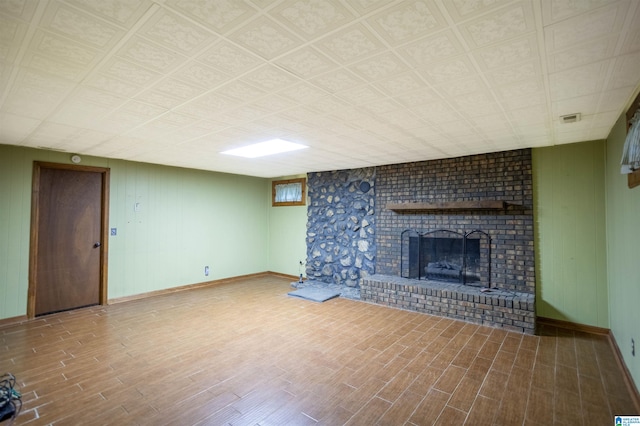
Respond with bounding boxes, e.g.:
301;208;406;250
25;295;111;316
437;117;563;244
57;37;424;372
1;0;639;178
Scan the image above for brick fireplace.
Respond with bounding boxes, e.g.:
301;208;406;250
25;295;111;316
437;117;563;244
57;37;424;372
305;149;536;334
363;149;536;334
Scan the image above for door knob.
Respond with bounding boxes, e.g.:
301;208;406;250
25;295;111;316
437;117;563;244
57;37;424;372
94;242;101;248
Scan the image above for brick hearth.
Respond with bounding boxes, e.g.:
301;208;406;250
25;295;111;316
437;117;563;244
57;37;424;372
361;274;536;334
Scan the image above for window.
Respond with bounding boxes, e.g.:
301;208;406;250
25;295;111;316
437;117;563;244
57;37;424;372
272;178;306;206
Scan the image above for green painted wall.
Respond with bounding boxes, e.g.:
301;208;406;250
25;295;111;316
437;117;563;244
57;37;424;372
107;160;269;299
532;141;608;327
267;176;307;278
604;113;640;388
0;144;269;318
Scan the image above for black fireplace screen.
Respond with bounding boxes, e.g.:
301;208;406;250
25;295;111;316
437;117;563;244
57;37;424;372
401;229;491;287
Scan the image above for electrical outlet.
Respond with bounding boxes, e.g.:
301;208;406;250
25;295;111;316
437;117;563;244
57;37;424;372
204;266;209;276
632;339;635;357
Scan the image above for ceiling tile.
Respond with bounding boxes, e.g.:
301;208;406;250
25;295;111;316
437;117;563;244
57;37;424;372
82;73;144;97
310;69;366;93
344;0;389;15
197;39;264;75
229;16;303;60
619;3;640;54
349;52;409;82
164;0;259;35
397;29;465;68
2;86;68;120
608;51;640;90
249;94;298;115
170;61;232;89
362;97;402;115
335;84;386;105
473;34;539;71
449;91;501;115
0;14;29;63
458;1;535;49
84;58;161;92
116;36;188;73
64;0;152;28
96;57;162;87
240;64;301;92
21;52;88;81
0;0;39;20
547;36;619;73
176;92;240;118
39;1;126;49
168;119;228;142
485;60;540;86
393;87;441;107
366;0;447;45
417;55;477;85
213;80;266;103
469;114;512;131
590;111;620;128
28;30;101;67
135;78;207;108
12;67;75;94
544;1;628;53
412;101;463;124
442;0;513;21
278;82;328;104
304;96;350;115
137;8;218;54
269;0;355;41
550;60;610;101
314;23;385;65
552;94;599;117
373;71;427;97
541;0;619;25
381;109;426;129
0;112;41;143
274;46;339;79
598;86;636;112
215;104;271;124
437;76;487;97
508;105;549;125
500;88;546;110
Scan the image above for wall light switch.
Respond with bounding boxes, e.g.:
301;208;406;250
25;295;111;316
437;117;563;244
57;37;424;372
134;202;141;212
110;228;117;236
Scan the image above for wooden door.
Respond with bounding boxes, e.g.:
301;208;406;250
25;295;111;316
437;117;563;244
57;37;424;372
29;162;109;317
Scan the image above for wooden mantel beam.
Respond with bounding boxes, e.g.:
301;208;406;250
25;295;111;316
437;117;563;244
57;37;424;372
387;200;508;211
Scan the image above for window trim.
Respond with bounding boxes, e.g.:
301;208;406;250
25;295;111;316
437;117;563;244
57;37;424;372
272;177;306;207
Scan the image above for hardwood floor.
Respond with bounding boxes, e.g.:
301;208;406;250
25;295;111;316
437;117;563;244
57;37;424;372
1;275;637;425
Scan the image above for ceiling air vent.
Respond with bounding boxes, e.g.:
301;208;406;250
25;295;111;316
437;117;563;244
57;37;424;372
560;113;581;123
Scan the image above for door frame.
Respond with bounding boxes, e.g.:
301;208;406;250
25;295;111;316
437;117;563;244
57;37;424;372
28;161;110;318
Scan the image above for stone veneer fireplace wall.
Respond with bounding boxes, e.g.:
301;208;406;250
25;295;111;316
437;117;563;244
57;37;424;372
305;168;376;287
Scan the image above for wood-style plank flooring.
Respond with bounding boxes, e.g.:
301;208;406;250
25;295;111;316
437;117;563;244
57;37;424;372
1;275;637;425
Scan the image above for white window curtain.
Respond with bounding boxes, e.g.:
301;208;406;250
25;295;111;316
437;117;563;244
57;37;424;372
621;109;640;174
275;182;302;203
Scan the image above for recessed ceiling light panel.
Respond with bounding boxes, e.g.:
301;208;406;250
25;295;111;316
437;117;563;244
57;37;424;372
221;139;308;158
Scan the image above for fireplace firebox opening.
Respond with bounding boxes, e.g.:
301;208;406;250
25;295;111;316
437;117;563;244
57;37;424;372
401;229;491;287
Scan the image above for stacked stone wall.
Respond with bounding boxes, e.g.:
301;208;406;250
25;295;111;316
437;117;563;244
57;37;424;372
305;168;376;287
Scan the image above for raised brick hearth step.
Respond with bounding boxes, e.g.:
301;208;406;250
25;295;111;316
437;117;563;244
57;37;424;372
361;274;536;334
